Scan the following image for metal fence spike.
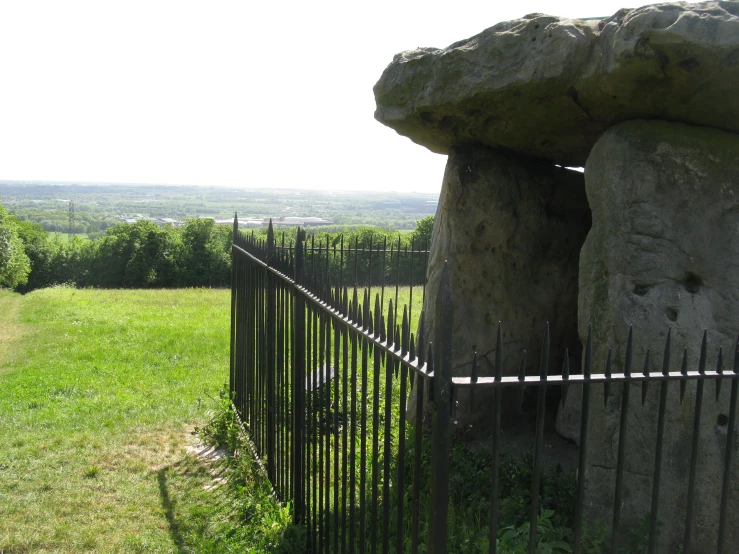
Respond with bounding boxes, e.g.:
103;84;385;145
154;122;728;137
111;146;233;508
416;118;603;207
604;348;612;408
662;328;672;377
402;306;409;354
625;326;633;377
716;347;724;401
470;350;478;412
495;323;503;381
642;349;650;406
427;342;435;399
517;350;527;413
540;321;551;379
680;348;688;404
585;324;593;379
375;294;382;340
562;349;570;406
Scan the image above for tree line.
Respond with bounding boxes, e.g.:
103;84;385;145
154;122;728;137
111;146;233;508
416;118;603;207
1;202;434;293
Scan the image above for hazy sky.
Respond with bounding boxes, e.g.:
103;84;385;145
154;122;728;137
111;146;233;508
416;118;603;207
0;1;698;192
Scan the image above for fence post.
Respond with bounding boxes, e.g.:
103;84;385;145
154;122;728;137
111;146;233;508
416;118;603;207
266;220;276;484
230;213;238;401
429;261;453;554
292;228;306;523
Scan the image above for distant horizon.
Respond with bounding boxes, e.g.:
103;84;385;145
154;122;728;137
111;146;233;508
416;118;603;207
0;179;441;195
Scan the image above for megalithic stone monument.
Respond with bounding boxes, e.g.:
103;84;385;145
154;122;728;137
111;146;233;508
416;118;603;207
374;2;739;551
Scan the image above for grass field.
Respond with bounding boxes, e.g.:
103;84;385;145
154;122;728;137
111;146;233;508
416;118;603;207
0;285;427;553
0;287;252;552
47;232;90;243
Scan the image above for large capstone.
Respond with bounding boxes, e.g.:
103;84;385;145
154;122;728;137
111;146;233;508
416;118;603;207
414;145;590;425
578;119;739;551
374;1;739;167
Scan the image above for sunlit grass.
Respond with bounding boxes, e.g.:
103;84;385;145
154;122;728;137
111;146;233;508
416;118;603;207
47;231;90;243
0;287;249;552
0;282;427;552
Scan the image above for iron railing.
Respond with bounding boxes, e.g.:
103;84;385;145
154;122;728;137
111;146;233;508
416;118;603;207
230;217;738;554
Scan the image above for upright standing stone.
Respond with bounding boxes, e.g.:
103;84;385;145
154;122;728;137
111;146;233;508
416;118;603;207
579;119;739;551
411;145;589;425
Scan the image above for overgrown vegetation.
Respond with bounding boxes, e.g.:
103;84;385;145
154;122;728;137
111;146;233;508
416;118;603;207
200;392;651;554
195;390;308;552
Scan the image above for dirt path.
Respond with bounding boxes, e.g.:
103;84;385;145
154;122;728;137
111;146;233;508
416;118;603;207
0;292;25;372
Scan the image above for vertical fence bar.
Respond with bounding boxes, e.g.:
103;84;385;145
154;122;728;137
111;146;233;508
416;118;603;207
488;324;503;554
411;319;426;554
360;332;369;554
240;242;248;424
234;247;243;415
324;302;332;554
648;329;671;554
247;238;255;432
342;317;349;554
429;262;453;554
318;290;326;554
684;330;708;553
611;326;633;553
350;325;358;553
277;266;284;498
310;292;317;553
409;238;415;328
396;307;410;554
256;246;263;454
528;323;550;554
230;214;238;398
381;237;387;309
293;230;305;524
371;296;381;554
266;221;276;484
382;302;395;554
334;316;341;554
573;327;593;554
395;237;401;312
717;336;739;553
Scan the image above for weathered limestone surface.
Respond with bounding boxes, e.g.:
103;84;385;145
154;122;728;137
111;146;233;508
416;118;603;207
414;145;590;424
374;1;739;167
578;120;739;551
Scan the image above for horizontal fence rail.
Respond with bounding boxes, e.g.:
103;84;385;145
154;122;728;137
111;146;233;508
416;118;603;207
230;216;738;554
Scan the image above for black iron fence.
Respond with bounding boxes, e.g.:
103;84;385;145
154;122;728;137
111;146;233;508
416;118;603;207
230;217;738;554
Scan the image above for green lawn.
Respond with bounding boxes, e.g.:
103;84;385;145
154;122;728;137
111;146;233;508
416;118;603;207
0;285;424;553
47;232;90;243
0;287;252;553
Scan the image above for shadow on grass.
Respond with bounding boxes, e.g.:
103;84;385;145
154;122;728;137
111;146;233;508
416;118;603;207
157;466;186;554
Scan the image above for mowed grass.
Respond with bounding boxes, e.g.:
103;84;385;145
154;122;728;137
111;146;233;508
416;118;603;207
0;284;426;553
47;232;90;243
0;287;238;553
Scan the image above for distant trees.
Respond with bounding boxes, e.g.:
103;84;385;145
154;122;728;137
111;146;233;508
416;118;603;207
1;198;433;293
254;215;435;286
0;204;31;288
412;215;434;247
1;199;234;292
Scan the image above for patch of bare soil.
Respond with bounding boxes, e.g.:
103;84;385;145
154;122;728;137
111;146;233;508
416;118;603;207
0;294;26;371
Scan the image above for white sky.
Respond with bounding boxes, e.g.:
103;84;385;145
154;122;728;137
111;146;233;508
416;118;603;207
0;1;699;193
